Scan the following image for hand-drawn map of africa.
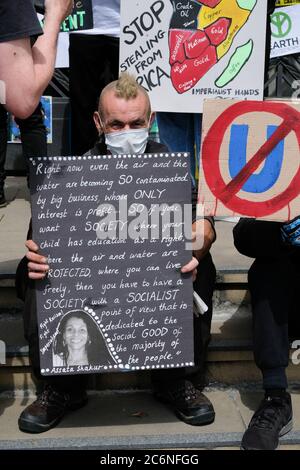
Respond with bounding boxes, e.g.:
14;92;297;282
120;1;268;112
169;0;257;93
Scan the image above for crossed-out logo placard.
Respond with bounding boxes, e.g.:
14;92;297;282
198;99;300;221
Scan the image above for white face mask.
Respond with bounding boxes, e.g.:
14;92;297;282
105;127;149;155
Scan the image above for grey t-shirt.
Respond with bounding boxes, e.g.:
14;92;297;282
0;0;42;43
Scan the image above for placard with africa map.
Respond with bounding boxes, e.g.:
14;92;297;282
120;0;268;112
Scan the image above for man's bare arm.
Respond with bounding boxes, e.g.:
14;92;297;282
0;0;72;118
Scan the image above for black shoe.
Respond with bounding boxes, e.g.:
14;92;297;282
241;392;293;450
18;385;88;433
0;192;7;207
154;380;215;425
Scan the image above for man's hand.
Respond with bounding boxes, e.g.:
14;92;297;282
45;0;74;22
281;216;300;247
26;240;49;280
192;219;215;262
181;257;199;282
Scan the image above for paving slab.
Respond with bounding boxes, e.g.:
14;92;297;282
0;390;245;449
1;389;300;450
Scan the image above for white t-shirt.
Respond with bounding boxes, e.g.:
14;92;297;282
74;0;120;37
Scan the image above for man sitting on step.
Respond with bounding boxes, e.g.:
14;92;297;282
233;217;300;450
16;73;216;433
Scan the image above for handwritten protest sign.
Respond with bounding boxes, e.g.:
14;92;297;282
120;0;267;112
29;152;194;376
198;99;300;221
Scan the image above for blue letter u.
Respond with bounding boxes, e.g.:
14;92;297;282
229;125;284;193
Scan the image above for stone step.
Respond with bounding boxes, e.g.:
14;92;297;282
0;388;300;450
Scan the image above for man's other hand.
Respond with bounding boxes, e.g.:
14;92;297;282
26;240;49;280
181;257;198;282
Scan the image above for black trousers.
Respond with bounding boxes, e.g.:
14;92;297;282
17;252;216;393
14;104;47;161
0;103;47;188
248;255;300;390
233;218;300;390
69;34;120;155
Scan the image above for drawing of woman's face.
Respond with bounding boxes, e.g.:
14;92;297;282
63;317;89;351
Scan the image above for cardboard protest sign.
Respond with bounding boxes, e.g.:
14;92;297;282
270;5;300;58
29;152;194;376
198;99;300;221
120;0;267;112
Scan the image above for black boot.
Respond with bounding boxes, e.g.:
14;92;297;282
18;384;88;433
154;379;215;426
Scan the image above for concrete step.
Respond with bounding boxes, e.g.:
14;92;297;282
0;387;300;450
